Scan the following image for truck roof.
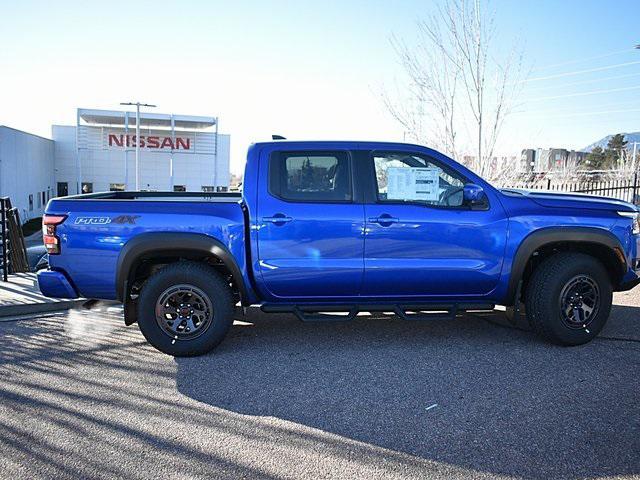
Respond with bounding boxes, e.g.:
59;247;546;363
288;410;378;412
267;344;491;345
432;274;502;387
252;140;430;150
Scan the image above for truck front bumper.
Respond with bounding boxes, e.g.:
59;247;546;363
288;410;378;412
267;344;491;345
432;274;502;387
37;270;79;299
617;255;640;291
619;277;640;291
617;230;640;291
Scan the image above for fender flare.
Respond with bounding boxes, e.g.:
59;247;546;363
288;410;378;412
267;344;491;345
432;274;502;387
505;226;626;303
115;232;249;304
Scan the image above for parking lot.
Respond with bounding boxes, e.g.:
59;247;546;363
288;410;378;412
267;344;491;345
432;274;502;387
1;290;639;480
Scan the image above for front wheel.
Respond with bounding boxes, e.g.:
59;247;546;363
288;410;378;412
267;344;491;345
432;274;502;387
525;252;613;346
137;262;235;356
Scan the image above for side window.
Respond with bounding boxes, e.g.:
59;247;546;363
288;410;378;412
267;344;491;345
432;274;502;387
270;151;352;202
373;152;466;207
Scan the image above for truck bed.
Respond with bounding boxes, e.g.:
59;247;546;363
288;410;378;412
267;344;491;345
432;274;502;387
44;191;247;300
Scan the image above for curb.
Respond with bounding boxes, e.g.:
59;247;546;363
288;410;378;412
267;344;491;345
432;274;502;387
0;299;87;319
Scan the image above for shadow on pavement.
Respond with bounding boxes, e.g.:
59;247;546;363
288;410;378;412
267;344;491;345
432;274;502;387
175;304;640;479
0;301;638;479
0;308;457;479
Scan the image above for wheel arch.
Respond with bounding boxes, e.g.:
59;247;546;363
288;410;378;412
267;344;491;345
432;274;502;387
505;227;627;305
116;232;249;306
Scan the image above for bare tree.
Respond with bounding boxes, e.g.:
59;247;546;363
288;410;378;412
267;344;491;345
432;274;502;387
384;0;524;177
384;22;460;159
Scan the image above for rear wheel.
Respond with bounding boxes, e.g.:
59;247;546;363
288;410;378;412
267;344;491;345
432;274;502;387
525;252;612;345
137;262;234;356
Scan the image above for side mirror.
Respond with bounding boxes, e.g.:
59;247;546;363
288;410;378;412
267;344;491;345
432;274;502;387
463;183;488;210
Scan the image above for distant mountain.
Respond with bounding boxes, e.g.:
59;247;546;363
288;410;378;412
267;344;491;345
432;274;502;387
583;132;640;152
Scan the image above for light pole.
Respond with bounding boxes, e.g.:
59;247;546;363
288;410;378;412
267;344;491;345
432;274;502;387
631;43;640;172
120;102;156;190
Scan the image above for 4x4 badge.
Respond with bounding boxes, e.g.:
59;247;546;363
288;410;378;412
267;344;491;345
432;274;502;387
75;215;140;225
111;215;140;224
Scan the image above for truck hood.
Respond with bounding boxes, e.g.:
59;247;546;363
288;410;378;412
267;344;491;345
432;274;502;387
500;188;638;212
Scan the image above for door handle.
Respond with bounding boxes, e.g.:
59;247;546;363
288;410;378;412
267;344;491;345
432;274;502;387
368;215;399;226
263;214;293;225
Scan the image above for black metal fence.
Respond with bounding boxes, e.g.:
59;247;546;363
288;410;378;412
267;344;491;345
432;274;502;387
500;172;639;205
1;197;29;282
1;197;7;282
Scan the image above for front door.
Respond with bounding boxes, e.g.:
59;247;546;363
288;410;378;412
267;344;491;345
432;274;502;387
256;149;365;299
362;150;508;298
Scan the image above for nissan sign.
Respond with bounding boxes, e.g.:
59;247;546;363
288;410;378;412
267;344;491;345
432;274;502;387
108;133;191;150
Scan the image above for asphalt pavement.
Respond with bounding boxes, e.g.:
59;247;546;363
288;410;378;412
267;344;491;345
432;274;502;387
0;291;639;479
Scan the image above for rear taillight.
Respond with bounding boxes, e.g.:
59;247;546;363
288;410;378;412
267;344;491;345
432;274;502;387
42;215;67;254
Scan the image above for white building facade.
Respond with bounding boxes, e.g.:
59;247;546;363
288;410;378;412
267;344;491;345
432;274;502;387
0;108;231;222
0;126;55;221
55;108;230;195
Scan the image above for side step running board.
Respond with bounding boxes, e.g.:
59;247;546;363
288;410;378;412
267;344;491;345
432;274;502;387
261;303;494;323
292;306;358;323
394;305;457;321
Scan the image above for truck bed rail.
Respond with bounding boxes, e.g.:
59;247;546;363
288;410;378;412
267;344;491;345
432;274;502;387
55;191;242;202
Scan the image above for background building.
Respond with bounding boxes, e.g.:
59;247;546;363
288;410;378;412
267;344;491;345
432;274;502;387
0;126;55;221
523;148;588;172
0;108;230;222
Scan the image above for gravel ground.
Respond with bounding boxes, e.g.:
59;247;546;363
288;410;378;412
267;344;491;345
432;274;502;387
0;291;639;480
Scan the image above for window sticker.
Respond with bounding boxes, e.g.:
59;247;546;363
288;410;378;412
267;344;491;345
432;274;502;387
386;167;440;201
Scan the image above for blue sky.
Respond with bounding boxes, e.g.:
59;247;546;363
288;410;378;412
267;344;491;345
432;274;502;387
0;0;639;173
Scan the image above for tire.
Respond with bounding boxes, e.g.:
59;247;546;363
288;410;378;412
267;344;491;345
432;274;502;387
136;261;235;356
525;252;612;346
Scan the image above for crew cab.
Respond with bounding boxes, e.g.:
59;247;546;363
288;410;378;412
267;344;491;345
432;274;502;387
38;141;640;356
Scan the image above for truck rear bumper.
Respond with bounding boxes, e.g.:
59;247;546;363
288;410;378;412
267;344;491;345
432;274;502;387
37;270;79;299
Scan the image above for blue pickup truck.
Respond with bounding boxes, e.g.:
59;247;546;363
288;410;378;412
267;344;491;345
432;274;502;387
38;141;640;356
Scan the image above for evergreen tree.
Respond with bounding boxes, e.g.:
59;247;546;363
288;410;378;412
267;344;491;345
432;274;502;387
603;133;628;168
585;146;606;170
300;157;314;189
607;133;628;151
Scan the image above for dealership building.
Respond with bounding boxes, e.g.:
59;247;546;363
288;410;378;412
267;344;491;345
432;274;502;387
0;108;230;222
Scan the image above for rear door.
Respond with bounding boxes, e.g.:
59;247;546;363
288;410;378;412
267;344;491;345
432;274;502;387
256;148;365;299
